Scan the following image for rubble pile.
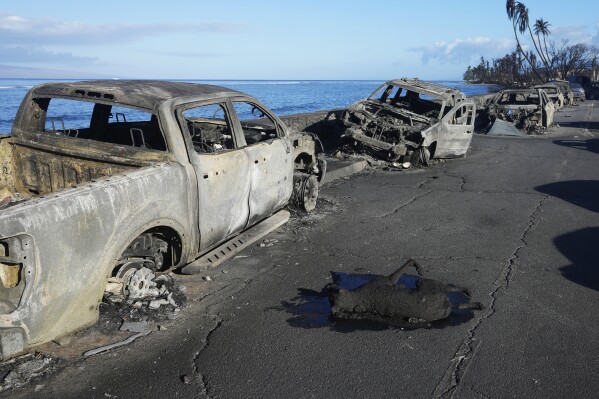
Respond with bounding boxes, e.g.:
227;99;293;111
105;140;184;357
101;267;186;332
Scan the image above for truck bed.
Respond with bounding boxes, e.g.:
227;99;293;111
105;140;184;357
0;131;169;205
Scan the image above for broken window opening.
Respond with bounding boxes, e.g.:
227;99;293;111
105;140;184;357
371;85;443;119
183;104;235;153
231;101;280;146
39;98;167;151
448;105;472;126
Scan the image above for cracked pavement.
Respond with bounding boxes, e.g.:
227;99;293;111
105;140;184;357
5;102;599;399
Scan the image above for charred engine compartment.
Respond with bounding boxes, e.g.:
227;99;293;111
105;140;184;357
492;108;542;131
343;101;436;160
346;102;434;143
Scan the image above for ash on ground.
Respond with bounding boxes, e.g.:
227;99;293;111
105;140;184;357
287;195;342;232
0;271;186;393
0;353;59;393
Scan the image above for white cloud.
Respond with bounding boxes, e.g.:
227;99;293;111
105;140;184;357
0;13;246;46
410;37;514;64
549;25;594;45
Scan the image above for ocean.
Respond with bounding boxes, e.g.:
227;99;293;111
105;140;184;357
0;79;496;133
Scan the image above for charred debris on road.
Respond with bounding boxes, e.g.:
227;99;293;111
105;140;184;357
328;259;483;328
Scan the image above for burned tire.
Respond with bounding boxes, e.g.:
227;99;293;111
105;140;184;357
292;174;319;212
419;146;431;166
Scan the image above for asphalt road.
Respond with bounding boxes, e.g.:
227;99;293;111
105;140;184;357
5;101;599;399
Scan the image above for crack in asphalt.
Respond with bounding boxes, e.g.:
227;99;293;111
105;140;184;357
439;169;467;191
502;195;545;289
186;247;300;397
417;175;439;189
457;189;538;195
192;316;223;399
414;255;502;263
375;189;434;218
433;194;547;398
187;258;289;398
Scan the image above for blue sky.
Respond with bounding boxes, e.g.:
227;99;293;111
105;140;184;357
1;0;598;80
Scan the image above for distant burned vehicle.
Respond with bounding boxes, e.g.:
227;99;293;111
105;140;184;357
342;79;476;165
548;80;573;105
534;83;564;109
570;83;586;102
486;88;555;133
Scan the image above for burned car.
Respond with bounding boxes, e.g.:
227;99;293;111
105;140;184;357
342;79;476;165
0;80;324;359
548;80;574;105
486;88;555;133
570;83;585;102
534;83;565;109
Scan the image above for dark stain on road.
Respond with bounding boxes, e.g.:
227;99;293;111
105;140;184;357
278;271;478;331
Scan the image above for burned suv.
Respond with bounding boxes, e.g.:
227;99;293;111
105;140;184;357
486;88;555;133
342;79;476;164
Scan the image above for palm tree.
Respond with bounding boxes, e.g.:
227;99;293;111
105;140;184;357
515;3;549;80
506;0;542;82
534;18;555;78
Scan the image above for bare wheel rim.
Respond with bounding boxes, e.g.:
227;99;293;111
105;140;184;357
302;175;319;212
420;146;430;166
292;174;319;212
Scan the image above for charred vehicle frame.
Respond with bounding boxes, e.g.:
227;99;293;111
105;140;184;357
0;80;324;359
548;80;574;105
342;79;476;164
486;88;555;133
533;83;565;109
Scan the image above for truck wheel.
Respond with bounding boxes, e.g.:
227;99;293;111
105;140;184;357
104;229;181;302
419;146;431;166
105;259;157;300
292;174;319;212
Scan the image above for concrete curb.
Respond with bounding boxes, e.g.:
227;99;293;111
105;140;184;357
321;157;368;184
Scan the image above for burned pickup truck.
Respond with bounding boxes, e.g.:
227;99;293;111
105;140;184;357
342;79;476;164
485;88;555;134
0;80;324;359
